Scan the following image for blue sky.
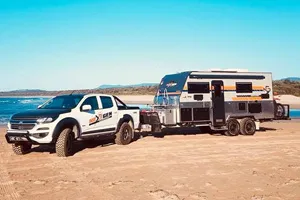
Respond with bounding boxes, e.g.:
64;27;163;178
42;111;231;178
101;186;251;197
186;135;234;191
0;0;299;91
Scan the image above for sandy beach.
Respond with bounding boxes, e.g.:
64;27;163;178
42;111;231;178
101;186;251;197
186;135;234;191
1;120;300;200
116;95;154;105
274;95;300;109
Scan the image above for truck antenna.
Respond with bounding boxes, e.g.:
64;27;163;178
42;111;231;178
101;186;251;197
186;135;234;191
70;90;76;95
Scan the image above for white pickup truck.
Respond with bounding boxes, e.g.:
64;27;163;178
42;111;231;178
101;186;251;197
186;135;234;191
5;94;140;157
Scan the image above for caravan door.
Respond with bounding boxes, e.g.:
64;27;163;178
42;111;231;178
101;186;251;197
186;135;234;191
211;80;226;126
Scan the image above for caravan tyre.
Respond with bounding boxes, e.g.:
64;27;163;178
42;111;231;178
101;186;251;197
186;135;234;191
240;118;256;136
224;119;240;136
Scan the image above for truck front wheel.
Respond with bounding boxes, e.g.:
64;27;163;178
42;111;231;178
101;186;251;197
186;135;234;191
55;128;74;157
12;142;32;155
115;122;133;145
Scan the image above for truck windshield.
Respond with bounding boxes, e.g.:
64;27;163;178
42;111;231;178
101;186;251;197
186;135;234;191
40;96;83;109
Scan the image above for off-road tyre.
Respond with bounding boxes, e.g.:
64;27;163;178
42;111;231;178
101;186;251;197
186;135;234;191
240;118;256;136
12;142;32;155
115;122;133;145
55;128;74;157
224;119;240;136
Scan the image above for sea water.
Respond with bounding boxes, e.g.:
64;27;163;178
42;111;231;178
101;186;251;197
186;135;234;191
290;109;300;118
0;97;49;124
0;97;299;125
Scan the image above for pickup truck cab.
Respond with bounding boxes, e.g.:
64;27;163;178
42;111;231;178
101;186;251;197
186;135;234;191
5;94;140;157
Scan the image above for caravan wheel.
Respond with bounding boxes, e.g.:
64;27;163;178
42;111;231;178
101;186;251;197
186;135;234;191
240;118;256;135
224;119;240;136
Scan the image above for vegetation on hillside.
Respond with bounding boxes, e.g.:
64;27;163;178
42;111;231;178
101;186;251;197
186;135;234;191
0;80;300;97
273;80;300;96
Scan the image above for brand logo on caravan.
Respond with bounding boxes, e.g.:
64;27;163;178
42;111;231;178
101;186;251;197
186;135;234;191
264;86;271;93
166;81;177;87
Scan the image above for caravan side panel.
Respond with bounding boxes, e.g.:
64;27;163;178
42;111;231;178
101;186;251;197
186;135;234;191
180;72;275;121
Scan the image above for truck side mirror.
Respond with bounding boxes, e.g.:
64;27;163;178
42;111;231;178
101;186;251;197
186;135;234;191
82;105;92;111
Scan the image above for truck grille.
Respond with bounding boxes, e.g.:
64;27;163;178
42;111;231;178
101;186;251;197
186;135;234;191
11;123;35;130
11;116;39;120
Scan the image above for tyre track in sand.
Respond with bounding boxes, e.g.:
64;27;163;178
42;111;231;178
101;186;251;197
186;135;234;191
0;140;20;200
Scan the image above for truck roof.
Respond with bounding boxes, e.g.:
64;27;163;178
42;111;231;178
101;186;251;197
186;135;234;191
57;93;114;98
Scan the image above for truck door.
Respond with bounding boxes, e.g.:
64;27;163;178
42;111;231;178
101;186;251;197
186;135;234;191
98;96;118;131
79;96;103;134
211;80;226;126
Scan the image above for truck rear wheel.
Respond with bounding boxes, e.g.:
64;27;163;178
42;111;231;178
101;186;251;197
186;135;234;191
12;142;32;155
224;119;240;136
240;118;256;135
55;128;74;157
115;122;133;145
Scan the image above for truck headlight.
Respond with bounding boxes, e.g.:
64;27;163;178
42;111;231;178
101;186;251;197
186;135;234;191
37;117;54;124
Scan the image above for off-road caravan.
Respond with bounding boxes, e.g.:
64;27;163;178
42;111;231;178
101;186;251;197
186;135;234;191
141;69;289;136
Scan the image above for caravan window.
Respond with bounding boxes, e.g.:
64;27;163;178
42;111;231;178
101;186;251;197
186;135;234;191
154;95;179;105
188;82;210;93
236;82;253;93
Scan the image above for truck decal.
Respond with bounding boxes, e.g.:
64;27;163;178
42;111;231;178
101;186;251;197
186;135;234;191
89;112;112;126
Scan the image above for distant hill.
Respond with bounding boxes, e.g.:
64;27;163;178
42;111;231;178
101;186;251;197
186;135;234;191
9;89;46;93
97;83;158;89
280;77;300;82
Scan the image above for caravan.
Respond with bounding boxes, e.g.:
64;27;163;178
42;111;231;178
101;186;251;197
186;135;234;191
141;69;289;136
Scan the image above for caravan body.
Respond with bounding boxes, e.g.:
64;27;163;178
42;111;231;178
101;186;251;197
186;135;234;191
153;70;275;128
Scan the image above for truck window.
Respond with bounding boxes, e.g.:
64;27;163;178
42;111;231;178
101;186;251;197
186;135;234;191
236;82;253;93
100;96;114;109
188;82;210;93
81;97;99;111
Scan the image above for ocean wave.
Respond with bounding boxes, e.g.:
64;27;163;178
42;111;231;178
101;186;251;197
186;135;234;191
0;100;9;103
0;116;10;125
18;99;34;104
18;99;47;104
